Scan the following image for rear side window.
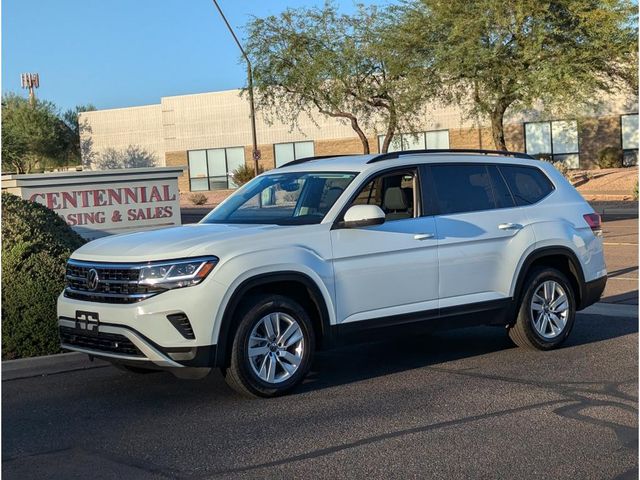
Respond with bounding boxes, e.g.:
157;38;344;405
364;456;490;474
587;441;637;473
499;165;554;206
488;166;515;209
431;164;511;214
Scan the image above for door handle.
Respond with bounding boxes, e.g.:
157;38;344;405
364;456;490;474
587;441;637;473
498;223;523;231
414;233;435;240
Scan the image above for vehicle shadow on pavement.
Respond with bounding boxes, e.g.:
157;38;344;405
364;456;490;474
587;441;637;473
3;312;636;480
48;309;636;399
295;311;638;395
602;290;639;304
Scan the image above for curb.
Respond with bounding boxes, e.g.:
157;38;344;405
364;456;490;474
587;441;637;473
590;206;638;218
3;302;637;380
2;352;108;381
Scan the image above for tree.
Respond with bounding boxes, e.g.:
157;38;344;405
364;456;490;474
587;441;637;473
1;94;69;173
62;104;96;167
245;2;434;153
397;0;638;150
94;145;157;170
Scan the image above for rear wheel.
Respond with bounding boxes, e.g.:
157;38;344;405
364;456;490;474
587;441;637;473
509;267;576;350
224;294;315;397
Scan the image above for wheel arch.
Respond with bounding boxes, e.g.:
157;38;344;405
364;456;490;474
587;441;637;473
214;271;333;368
512;246;586;317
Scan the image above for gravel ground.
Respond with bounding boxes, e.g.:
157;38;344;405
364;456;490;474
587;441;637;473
577;167;638;197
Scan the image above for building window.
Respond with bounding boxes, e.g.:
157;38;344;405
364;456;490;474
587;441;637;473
621;114;639;166
524;120;579;168
378;130;449;153
274;141;314;167
188;147;246;191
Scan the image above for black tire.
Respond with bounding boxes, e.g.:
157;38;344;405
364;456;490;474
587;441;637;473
223;294;315;398
508;267;576;350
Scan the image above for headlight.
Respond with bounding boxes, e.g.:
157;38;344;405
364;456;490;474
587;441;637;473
138;257;218;290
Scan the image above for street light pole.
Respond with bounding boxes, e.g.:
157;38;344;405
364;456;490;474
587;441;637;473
211;0;260;175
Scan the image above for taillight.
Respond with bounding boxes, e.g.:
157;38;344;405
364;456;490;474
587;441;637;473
583;213;602;236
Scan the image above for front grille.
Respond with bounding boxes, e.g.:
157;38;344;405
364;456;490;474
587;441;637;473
65;260;164;304
59;326;143;357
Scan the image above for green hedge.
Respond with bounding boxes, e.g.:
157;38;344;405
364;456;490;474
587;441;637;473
1;193;85;359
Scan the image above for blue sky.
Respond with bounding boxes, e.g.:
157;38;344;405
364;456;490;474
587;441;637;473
2;0;383;112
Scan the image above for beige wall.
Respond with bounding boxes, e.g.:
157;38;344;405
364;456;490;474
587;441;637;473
80;105;165;167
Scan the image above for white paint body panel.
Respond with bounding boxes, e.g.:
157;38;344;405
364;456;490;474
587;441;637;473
331;216;439;323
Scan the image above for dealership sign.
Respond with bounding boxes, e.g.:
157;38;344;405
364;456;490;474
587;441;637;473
1;167;185;239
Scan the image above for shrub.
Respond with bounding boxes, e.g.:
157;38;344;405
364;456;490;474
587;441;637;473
541;159;570;180
189;192;208;205
232;163;264;187
1;193;85;359
597;146;623;168
634;179;639;201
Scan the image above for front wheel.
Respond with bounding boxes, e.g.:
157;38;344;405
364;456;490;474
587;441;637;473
508;267;576;350
224;294;315;398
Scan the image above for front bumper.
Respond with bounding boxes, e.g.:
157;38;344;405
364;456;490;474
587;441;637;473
57;282;224;369
58;316;219;369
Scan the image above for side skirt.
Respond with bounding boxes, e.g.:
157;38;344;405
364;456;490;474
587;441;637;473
332;298;514;346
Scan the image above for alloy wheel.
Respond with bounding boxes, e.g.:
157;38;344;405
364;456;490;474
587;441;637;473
530;280;570;339
247;312;305;384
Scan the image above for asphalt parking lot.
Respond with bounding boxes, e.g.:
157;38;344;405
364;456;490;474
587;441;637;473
601;216;638;305
3;216;638;480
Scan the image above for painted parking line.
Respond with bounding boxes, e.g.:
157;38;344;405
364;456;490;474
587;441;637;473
607;277;638;281
603;242;638;246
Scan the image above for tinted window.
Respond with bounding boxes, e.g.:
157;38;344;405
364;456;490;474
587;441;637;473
499;165;554;206
488;166;515;208
350;169;417;221
431;165;499;214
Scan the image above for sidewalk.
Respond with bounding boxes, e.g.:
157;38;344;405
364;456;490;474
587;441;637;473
589;200;637;218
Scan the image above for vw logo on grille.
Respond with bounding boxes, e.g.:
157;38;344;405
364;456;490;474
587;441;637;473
86;269;100;291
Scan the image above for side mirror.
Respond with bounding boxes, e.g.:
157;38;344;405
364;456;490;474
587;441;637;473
342;205;386;228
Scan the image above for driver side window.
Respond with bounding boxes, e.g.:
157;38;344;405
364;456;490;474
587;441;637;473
350;169;419;221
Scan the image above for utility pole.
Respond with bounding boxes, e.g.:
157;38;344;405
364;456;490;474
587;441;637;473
211;0;260;175
21;73;40;106
213;0;261;176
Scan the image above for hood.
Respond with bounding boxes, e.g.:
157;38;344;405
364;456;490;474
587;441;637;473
71;223;281;262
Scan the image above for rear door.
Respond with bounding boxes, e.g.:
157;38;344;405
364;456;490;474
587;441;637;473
330;166;439;326
427;163;535;309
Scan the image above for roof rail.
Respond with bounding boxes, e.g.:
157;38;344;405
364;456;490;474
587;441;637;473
279;154;357;169
368;148;534;164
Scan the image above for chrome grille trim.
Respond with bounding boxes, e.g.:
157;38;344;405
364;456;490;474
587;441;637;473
65;260;160;304
64;287;156;300
64;257;217;304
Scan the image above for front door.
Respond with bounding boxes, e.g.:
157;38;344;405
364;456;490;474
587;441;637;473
330;167;439;326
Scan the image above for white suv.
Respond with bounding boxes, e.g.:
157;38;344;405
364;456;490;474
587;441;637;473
58;150;607;397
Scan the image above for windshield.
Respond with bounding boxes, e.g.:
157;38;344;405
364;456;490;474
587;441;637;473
201;172;357;225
